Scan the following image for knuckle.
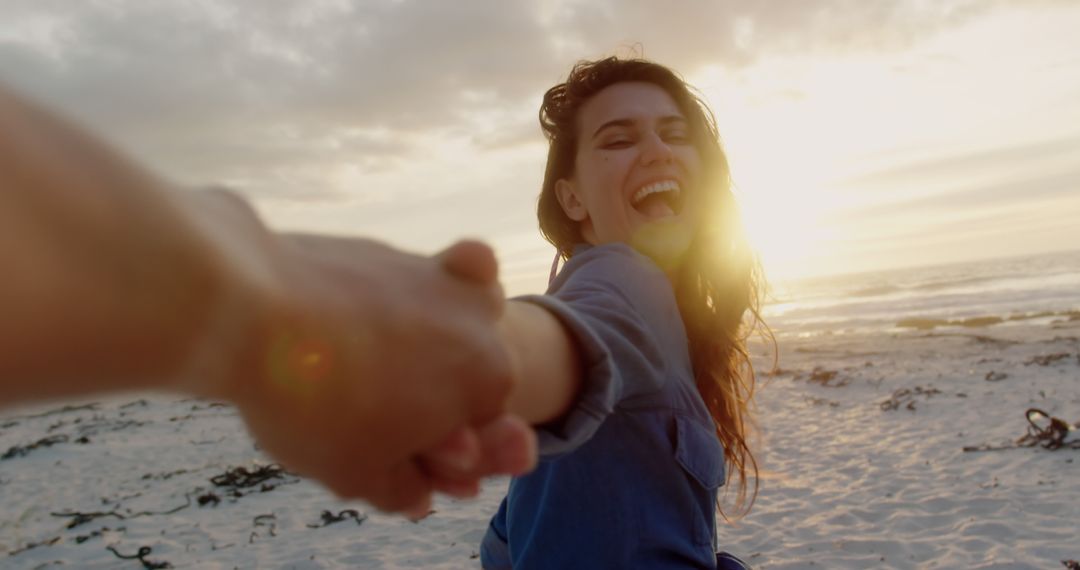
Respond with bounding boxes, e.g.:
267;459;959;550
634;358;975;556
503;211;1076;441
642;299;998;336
204;186;258;216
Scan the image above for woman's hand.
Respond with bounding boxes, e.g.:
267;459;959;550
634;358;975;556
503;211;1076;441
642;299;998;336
212;231;533;513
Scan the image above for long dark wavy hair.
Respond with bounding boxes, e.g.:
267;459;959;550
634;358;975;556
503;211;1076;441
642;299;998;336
537;56;766;517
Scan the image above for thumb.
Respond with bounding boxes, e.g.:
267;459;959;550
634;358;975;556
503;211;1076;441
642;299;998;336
476;414;538;476
438;239;499;285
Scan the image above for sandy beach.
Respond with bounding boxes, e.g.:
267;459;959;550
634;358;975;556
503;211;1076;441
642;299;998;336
1;314;1076;569
729;318;1080;569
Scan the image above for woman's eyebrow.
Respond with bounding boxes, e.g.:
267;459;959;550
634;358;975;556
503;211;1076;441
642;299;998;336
591;115;688;139
657;115;688;128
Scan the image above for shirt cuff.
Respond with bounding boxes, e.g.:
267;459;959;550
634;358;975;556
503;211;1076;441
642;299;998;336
514;294;619;458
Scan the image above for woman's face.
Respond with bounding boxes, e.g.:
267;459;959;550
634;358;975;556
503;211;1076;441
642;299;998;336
556;81;702;257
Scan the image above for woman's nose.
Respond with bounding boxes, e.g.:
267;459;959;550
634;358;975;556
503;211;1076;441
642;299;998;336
639;133;675;165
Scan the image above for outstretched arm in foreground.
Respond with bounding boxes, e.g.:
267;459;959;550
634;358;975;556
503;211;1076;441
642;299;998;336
0;85;535;514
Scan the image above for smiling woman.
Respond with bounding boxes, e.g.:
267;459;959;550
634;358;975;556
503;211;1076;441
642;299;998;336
549;81;702;269
480;57;767;569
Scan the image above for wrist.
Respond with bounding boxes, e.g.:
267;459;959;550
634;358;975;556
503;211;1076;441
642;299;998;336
499;300;582;425
497;303;527;414
167;188;282;403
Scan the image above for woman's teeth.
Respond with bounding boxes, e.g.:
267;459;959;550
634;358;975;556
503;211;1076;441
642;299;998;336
631;180;681;218
631;180;681;205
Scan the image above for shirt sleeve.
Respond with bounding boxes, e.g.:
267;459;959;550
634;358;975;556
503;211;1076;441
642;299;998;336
480;498;511;569
514;243;690;458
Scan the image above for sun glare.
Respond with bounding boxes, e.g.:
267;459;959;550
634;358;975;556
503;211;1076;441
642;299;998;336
690;64;858;281
734;167;842;281
690;55;935;281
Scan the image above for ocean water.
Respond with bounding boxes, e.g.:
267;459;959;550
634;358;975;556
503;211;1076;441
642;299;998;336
762;248;1080;338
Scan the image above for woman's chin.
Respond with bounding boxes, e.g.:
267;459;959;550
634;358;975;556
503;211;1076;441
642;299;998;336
629;219;693;272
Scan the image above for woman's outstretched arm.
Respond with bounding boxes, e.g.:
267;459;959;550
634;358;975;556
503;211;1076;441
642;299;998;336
499;300;584;424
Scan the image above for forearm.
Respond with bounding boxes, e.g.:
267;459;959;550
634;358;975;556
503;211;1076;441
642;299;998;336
0;85;265;406
499;300;582;424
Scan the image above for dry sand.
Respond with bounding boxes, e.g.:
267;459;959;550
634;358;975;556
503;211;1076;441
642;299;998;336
1;318;1078;569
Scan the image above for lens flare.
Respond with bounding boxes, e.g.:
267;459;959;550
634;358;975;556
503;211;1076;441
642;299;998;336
265;329;336;393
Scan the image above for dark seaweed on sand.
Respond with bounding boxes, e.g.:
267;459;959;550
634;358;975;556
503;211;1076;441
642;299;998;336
794;366;851;387
964;408;1080;452
1;434;68;460
880;386;942;411
141;468;189;481
250;513;278;543
804;396;841;408
211;464;288;488
74;526;123;544
7;402;99;420
72;416;147;438
107;545;172;569
8;535;61;556
210;464;297;497
1024;352;1074;366
52;494;193;528
307;509;367;528
53;510;125;529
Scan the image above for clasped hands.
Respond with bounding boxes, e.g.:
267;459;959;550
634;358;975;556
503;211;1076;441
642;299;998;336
203;218;536;518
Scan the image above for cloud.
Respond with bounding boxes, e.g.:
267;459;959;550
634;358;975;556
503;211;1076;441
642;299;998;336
1;1;560;128
835;134;1080;192
1;0;1063;203
1;0;570;201
779;125;1080;274
542;0;1051;69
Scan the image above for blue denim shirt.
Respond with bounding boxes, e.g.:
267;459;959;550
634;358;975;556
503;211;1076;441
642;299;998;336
481;243;726;569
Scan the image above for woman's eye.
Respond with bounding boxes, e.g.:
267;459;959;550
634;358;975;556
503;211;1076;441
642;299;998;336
663;131;690;144
602;139;633;149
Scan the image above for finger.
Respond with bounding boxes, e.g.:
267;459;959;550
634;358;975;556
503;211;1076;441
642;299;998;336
417;427;483;499
438;239;499;286
417;416;536;500
402;493;433;521
422;415;538;481
419;426;481;477
476;414;538;476
366;460;432;514
430;476;482;499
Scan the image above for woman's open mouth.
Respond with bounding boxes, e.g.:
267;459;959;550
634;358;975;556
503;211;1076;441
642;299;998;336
631;180;683;219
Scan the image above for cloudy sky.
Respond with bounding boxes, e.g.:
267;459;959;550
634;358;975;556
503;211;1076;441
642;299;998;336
3;0;1078;292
